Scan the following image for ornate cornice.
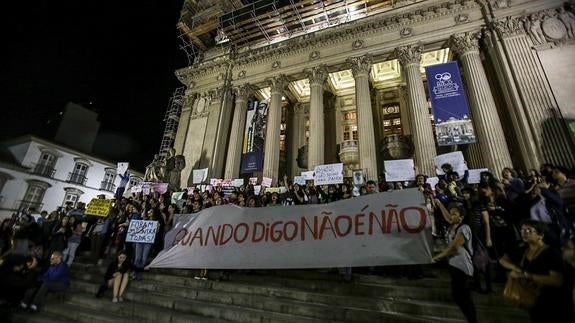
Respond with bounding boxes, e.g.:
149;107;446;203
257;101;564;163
306;65;328;85
231;0;476;66
267;75;289;94
347;55;373;77
491;16;525;37
396;43;423;67
450;32;481;55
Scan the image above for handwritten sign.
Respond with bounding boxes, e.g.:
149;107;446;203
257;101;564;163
265;187;280;193
293;176;306;185
117;162;129;176
434;151;467;176
314;163;343;186
153;183;168;194
262;177;272;187
249;177;258;185
253;185;262;195
126;220;158;244
186;187;195;195
426;177;439;190
384;159;415;182
193;168;208;184
301;171;314;180
171;192;185;204
232;179;244;187
467;168;489;184
85;199;113;217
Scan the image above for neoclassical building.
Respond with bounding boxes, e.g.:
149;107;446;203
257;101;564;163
172;0;575;186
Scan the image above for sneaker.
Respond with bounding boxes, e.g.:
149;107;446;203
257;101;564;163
201;277;208;281
112;297;118;303
29;304;38;312
118;297;124;302
193;276;201;280
19;302;28;310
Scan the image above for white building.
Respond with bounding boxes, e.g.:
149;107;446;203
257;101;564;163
0;135;143;220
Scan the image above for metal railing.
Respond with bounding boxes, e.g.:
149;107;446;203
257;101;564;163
100;181;116;192
67;172;87;185
32;163;56;178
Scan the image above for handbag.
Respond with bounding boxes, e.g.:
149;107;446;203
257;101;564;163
503;276;540;309
502;247;544;308
472;245;490;272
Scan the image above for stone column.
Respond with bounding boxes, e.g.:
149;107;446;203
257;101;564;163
210;86;234;179
484;27;540;170
288;103;304;177
224;84;253;179
493;16;575;167
173;92;196;155
263;75;288;186
451;32;513;176
306;65;328;170
347;55;379;182
396;44;437;176
398;85;411;136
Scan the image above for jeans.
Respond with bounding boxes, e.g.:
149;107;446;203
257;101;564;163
449;266;477;323
22;282;68;306
63;242;80;266
133;243;152;269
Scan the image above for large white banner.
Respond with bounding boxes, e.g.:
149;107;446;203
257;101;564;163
384;159;415;182
150;188;432;269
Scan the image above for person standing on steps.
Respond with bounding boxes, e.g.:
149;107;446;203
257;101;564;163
432;199;477;323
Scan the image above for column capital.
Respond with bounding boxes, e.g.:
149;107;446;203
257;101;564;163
396;43;423;67
306;65;328;85
346;55;373;77
395;43;423;67
450;32;481;56
208;86;225;100
234;83;256;101
267;75;289;94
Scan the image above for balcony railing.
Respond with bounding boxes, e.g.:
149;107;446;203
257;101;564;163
32;163;56;178
100;181;116;192
68;172;87;185
17;200;44;212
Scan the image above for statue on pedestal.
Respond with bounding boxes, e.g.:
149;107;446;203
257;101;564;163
144;154;164;182
163;148;186;191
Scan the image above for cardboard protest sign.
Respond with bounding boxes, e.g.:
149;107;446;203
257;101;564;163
434;151;467;176
314;163;343;186
384;159;416;182
232;179;244;187
293;176;306;185
301;171;314;180
262;177;272;187
193;168;208;184
125;220;158;244
468;168;489;184
85;199;113;217
117;162;129;175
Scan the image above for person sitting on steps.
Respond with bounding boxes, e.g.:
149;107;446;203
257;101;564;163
96;250;141;303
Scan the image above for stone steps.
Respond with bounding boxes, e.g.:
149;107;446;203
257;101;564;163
69;262;526;323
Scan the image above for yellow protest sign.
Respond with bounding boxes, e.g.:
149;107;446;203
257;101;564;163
85;199;113;217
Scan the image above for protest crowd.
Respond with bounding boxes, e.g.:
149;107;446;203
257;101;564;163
1;157;575;323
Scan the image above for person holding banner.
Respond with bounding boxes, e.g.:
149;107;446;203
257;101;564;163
432;199;477;323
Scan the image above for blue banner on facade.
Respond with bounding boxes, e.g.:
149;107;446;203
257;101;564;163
240;99;267;173
424;61;476;146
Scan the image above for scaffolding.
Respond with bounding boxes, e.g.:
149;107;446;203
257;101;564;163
158;87;186;160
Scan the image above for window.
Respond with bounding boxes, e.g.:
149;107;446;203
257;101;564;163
100;169;116;192
21;180;51;211
69;161;89;185
343;112;357;121
343;125;358;141
33;152;57;178
62;188;84;207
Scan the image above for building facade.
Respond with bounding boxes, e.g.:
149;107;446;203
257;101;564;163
173;0;575;186
0;136;143;219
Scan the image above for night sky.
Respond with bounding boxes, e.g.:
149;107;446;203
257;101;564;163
2;0;188;172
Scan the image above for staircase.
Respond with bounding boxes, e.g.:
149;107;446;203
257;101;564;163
10;256;528;323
